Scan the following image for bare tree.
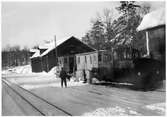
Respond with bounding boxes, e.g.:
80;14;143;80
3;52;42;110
2;45;30;69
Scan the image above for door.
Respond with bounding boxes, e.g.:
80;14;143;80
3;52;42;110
69;56;74;73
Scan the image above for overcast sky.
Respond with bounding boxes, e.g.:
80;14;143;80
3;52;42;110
2;1;165;49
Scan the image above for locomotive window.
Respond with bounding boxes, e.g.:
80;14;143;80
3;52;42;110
103;54;107;62
98;53;102;62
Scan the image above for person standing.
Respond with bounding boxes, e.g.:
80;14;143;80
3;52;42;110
59;67;67;88
83;69;87;83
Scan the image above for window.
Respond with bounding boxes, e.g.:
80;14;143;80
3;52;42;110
85;56;87;63
98;53;102;62
94;55;96;62
78;57;80;64
90;55;92;64
103;54;108;62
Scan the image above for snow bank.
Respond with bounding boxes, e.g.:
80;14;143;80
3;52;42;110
145;103;165;115
2;65;50;75
2;70;12;74
82;106;141;116
48;66;58;75
13;65;32;74
2;65;32;74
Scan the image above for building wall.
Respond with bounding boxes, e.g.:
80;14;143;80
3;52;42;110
57;55;76;73
76;52;98;70
58;56;69;72
75;50;113;81
148;26;165;80
148;26;165;61
31;57;42;72
48;51;57;71
76;52;98;81
41;56;48;72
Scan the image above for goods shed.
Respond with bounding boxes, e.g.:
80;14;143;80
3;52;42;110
40;36;96;72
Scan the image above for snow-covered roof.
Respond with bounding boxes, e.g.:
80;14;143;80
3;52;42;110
40;46;55;57
137;8;165;31
30;49;40;59
40;36;75;57
30;48;38;53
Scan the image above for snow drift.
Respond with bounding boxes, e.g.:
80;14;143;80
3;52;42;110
82;106;141;116
2;65;32;74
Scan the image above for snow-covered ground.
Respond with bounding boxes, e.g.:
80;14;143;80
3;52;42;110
21;80;88;90
82;103;166;116
8;74;88;90
3;66;165;116
145;103;165;115
10;75;87;90
3;65;88;90
2;65;58;75
82;106;141;116
2;65;32;74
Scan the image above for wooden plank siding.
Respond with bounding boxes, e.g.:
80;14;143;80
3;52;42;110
75;50;113;81
147;26;165;61
30;57;42;72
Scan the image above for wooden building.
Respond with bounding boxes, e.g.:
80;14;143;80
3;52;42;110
40;36;96;72
137;8;165;80
30;49;42;72
137;8;165;61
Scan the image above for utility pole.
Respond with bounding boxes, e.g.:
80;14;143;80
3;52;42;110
54;35;58;66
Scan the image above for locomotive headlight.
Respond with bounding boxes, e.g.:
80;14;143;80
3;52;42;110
137;72;141;76
156;70;160;74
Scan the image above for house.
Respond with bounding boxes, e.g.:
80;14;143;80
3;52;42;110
136;8;165;81
137;8;165;61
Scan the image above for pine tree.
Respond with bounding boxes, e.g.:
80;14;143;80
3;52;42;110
82;19;105;50
90;20;105;50
113;1;141;47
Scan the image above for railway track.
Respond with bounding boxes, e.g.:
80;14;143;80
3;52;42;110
2;79;72;116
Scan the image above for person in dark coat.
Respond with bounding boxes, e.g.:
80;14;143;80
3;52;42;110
59;67;67;88
83;69;87;83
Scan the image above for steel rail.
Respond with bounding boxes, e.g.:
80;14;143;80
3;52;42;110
3;79;72;116
2;80;45;116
